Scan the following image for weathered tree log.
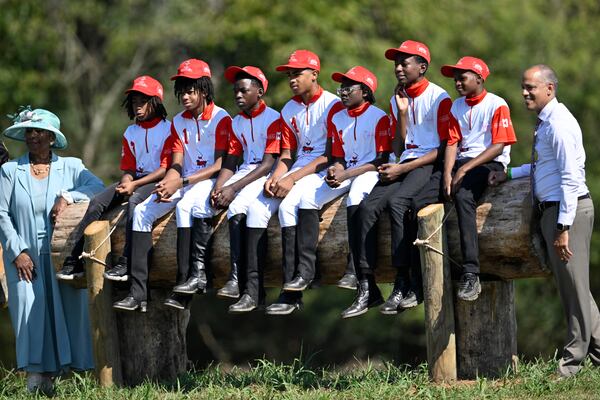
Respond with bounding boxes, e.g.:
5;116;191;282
84;221;122;387
417;204;457;382
51;179;549;288
115;289;190;386
454;280;518;379
445;178;550;279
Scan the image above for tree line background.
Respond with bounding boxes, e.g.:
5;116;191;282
1;0;600;369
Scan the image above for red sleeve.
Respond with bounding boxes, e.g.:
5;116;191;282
280;116;297;151
264;118;281;154
375;115;391;153
227;130;244;156
168;124;184;154
331;127;345;158
215;116;233;151
436;98;452;141
326;101;345;138
160;135;173;169
446;113;462;146
120;137;136;171
491;105;517;145
389;102;397;140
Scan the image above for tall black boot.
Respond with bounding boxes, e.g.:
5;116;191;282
116;230;152;312
265;226;303;315
173;218;212;294
217;214;246;299
341;274;383;319
229;227;267;313
337;205;359;290
284;208;319;291
175;227;192;285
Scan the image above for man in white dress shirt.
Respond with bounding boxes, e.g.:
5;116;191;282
489;64;600;378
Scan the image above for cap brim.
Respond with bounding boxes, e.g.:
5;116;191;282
124;88;162;100
331;72;363;85
3;122;68;150
440;65;459;77
224;66;244;84
170;73;210;81
275;63;317;72
384;48;402;60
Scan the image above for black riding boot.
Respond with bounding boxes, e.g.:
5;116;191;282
341;273;383;319
229;227;267;313
173;218;212;294
284;209;319;292
115;230;152;312
217;214;246;299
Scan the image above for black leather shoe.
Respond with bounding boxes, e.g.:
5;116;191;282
56;256;85;280
265;293;303;316
217;279;240;299
163;293;191;310
341;277;383;319
336;273;358;290
380;288;405;315
104;256;129;282
228;294;260;314
457;273;481;301
398;289;422;309
283;275;312;292
173;272;207;295
113;296;147;312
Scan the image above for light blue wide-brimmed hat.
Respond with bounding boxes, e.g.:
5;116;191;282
3;106;68;150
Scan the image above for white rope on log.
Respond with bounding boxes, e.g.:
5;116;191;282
79;204;127;267
413;204;462;268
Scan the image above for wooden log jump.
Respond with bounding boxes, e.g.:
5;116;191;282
45;178;548;385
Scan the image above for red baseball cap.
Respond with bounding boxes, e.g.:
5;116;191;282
331;66;378;93
385;40;431;63
170;59;212;80
125;75;164;101
275;50;321;72
441;56;490;80
224;66;269;93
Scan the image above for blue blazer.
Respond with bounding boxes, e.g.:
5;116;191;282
0;152;103;369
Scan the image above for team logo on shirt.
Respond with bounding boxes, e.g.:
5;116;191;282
348;152;359;167
136;166;145;174
302;139;314;154
196;153;207;167
250;150;260;164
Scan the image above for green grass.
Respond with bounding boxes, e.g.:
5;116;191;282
1;358;600;399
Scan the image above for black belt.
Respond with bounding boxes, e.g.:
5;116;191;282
537;193;591;212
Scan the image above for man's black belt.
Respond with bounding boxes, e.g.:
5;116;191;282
537;193;592;212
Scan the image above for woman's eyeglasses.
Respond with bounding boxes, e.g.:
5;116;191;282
336;85;361;96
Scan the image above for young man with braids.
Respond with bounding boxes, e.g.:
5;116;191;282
114;59;233;312
344;41;452;318
55;76;171;283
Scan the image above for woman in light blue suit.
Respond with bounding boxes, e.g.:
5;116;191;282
0;107;104;394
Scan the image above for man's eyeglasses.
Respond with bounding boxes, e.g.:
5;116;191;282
336;85;361;96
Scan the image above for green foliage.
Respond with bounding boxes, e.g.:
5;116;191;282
2;359;600;399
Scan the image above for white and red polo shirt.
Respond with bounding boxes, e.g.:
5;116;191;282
389;79;452;163
447;90;517;167
330;102;391;168
228;100;281;169
165;102;233;177
120;118;172;177
280;87;345;168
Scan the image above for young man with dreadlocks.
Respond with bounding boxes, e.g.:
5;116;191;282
55;76;171;282
206;66;281;313
114;59;233;312
343;41;452;318
284;66;391;311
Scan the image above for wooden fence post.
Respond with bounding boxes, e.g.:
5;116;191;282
84;220;123;386
417;204;457;382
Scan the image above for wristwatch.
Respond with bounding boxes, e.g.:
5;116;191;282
556;223;570;232
182;177;189;186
